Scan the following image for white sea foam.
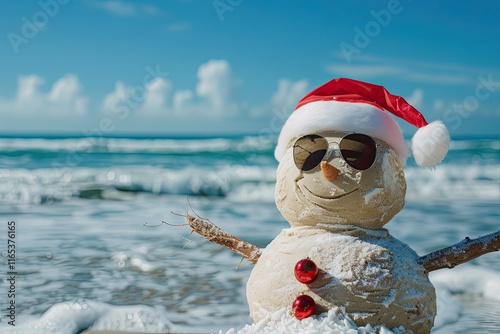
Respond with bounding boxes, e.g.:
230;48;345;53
430;265;500;301
429;265;500;333
0;300;173;334
405;163;500;202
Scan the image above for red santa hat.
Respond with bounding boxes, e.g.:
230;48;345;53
275;78;450;168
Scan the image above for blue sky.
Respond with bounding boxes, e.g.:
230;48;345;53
1;0;499;137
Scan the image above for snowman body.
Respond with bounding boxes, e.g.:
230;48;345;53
247;226;436;333
246;132;437;333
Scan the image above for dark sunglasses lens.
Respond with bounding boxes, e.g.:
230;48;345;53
339;134;376;170
302;149;327;171
293;135;328;171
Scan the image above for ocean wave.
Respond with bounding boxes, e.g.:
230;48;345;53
404;163;500;202
448;138;500;152
0;165;277;205
0;162;498;205
0;136;276;155
0;137;498;205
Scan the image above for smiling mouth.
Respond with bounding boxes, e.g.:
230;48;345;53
301;184;359;200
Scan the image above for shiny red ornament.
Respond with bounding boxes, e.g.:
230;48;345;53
294;258;319;284
292;294;316;320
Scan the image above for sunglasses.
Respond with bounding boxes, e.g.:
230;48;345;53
293;133;377;172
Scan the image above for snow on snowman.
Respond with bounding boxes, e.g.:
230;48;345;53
183;78;500;333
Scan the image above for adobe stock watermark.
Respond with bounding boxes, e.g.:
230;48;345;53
258;105;290;140
443;74;500;130
339;0;407;62
212;0;243;21
7;0;70;54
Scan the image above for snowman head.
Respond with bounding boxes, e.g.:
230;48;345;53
275;130;406;228
274;78;450;229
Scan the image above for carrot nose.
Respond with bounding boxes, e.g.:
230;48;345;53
321;161;339;181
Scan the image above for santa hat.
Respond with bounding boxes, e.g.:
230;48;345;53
275;78;450;168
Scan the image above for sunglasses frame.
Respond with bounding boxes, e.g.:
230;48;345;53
292;133;377;172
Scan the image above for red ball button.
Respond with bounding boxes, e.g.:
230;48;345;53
292;294;316;320
294;258;319;284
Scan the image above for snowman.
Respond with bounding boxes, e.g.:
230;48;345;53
244;78;450;334
182;78;459;333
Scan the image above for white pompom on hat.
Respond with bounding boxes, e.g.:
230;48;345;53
275;78;450;168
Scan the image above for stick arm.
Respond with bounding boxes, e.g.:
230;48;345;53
182;210;500;271
185;213;262;263
418;230;500;273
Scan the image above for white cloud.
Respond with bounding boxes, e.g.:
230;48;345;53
327;64;400;77
99;60;238;118
249;78;309;118
15;75;45;111
328;53;472;85
100;78;173;116
47;75;88;114
137;78;172;114
196;60;233;110
101;81;132;112
340;53;494;76
433;99;445;111
141;4;162;15
272;79;309;109
406;72;469;85
96;1;136;16
173;90;193;114
168;22;191;32
131;59;239;117
90;1;162;17
406;89;424;109
101;81;132;110
81;59;244;120
1;59;312;132
0;74;88;116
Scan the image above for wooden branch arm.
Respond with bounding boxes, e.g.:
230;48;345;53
185;213;262;263
418;230;500;273
182;209;500;272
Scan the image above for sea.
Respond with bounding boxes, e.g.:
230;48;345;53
0;134;498;334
